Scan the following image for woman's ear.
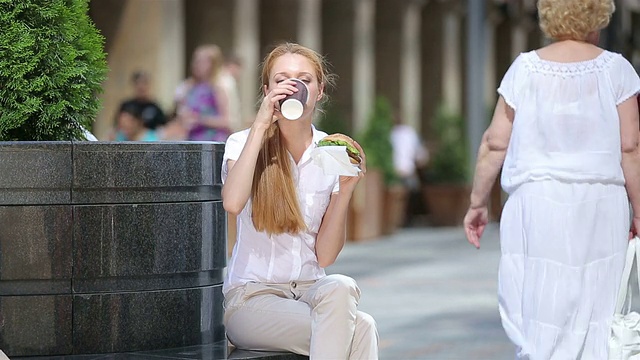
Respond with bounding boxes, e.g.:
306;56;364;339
316;83;324;102
263;84;268;97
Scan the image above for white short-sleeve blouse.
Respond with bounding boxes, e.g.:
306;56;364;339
221;126;339;294
498;50;640;193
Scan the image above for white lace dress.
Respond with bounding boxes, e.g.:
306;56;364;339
497;50;640;360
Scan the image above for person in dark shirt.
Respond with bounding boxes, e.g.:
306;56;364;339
120;71;167;130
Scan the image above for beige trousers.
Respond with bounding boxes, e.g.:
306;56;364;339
224;274;379;360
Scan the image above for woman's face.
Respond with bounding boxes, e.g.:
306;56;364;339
266;53;324;118
133;76;151;99
191;50;212;81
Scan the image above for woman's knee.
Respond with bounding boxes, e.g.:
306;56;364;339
356;311;378;335
321;274;361;300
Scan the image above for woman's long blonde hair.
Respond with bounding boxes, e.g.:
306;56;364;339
251;43;333;235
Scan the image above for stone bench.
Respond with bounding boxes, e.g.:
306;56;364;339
16;341;309;359
229;346;309;360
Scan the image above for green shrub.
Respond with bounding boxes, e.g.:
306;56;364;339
423;105;469;184
0;0;108;141
358;96;397;185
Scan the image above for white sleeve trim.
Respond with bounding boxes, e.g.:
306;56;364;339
616;86;640;106
497;87;517;110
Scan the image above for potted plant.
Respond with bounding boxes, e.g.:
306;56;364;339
421;105;471;226
347;96;401;240
0;1;226;357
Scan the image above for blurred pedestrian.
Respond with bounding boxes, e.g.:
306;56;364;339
174;44;230;141
390;112;428;227
218;54;245;132
221;43;378;359
463;0;640;358
119;70;167;130
114;102;159;141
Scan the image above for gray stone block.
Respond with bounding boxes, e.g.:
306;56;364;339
0;205;73;295
72;285;224;354
0;295;73;356
72;142;223;204
0;142;72;205
72;201;227;293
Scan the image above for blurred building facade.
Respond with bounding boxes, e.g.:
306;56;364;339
88;0;640;141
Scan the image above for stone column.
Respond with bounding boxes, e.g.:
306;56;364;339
353;0;375;134
375;0;402;113
401;1;424;131
490;4;513;222
511;18;528;58
90;0;186;140
631;11;640;65
259;0;299;55
184;0;234;67
442;7;462;114
321;0;356;133
158;1;186;113
233;0;261;124
420;0;445;140
466;0;486;169
298;0;322;52
484;12;497;109
494;5;513;88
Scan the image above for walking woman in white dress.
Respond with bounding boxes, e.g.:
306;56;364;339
463;1;640;358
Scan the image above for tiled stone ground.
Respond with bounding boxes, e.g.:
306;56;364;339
327;224;514;360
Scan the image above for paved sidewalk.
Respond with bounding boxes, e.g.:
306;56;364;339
326;224;514;360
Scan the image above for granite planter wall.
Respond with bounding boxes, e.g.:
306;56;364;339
0;142;226;357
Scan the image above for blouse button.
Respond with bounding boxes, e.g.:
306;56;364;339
291;281;297;288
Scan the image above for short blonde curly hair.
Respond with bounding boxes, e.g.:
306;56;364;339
538;0;615;41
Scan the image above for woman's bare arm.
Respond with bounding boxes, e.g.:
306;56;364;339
315;191;351;268
469;97;514;209
464;97;514;248
619;97;640;220
221;81;296;214
315;142;366;267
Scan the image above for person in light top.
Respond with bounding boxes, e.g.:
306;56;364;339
464;0;640;358
221;42;379;359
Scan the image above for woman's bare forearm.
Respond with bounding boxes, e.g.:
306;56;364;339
623;149;640;216
469;135;507;209
315;192;352;267
469;97;512;209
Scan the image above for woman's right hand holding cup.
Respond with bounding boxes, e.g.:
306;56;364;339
253;79;299;131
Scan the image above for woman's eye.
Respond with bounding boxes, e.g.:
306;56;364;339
301;79;311;83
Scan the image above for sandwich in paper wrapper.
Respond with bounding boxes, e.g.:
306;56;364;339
311;134;362;177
